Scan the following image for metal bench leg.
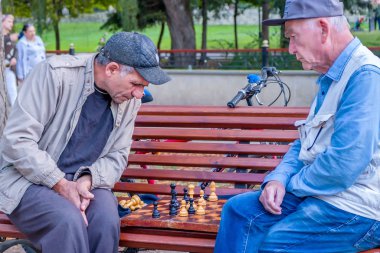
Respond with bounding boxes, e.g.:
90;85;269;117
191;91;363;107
0;239;41;253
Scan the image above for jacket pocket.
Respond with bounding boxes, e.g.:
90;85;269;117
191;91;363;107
298;113;335;163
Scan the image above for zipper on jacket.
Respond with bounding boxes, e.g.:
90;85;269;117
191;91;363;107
306;124;325;151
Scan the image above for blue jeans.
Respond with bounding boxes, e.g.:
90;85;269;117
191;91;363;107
214;191;380;253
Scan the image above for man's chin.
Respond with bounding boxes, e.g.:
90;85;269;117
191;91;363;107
112;98;129;104
301;62;313;70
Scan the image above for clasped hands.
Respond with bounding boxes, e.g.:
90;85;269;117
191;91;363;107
52;175;94;225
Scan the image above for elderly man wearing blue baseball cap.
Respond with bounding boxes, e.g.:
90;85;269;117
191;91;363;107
0;32;170;253
215;0;380;252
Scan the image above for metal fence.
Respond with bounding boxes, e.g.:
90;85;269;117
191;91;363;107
158;47;380;70
48;47;380;71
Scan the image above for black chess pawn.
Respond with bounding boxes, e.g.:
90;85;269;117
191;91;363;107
173;190;180;210
170;183;176;195
201;184;209;201
152;201;160;218
188;198;196;215
183;188;189;203
169;199;177;216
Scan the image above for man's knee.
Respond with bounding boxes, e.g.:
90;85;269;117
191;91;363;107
86;189;119;232
56;207;87;232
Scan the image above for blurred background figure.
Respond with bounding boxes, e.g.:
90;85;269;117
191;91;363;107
354;17;364;31
16;23;46;85
375;4;380;30
2;14;18;106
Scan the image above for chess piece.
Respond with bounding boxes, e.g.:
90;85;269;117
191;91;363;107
199;190;206;207
169;199;177;216
172;190;180;210
188;184;195;199
183;188;189;202
170;183;176;195
195;199;205;215
200;183;209;200
132;195;143;209
208;181;218;202
179;200;188;217
125;198;137;208
152;201;160;218
119;199;127;207
188;198;196;215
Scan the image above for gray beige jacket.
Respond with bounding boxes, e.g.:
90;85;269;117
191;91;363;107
0;54;141;214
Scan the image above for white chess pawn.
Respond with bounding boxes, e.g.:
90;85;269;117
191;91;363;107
208;181;218;202
188;184;195;199
179;200;188;217
196;199;205;215
199;189;206;207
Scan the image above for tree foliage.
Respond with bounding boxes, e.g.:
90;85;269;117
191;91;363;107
1;0;107;50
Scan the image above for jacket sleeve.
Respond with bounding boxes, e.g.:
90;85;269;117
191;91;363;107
261;139;304;188
1;61;65;188
74;100;141;189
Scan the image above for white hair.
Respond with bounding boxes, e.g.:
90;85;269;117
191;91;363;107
119;65;134;77
305;15;350;32
327;16;350;31
95;54;134;76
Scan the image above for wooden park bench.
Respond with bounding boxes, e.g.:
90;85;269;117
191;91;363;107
0;105;378;253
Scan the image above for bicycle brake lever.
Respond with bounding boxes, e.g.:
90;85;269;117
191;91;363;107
255;94;264;105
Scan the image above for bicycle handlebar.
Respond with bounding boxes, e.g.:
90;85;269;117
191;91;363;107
227;84;250;108
227;66;290;107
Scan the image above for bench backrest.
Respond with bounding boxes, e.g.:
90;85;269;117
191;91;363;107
114;105;308;197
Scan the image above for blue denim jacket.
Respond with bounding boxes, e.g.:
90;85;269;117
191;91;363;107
264;38;380;200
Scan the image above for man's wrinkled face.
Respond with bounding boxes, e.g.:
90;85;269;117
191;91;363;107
105;66;149;104
285;19;323;71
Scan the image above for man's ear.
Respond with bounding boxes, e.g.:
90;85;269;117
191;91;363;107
319;19;329;43
105;62;120;76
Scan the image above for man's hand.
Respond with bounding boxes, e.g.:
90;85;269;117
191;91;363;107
76;175;94;209
53;178;82;208
9;58;16;67
259;181;285;215
53;176;94;225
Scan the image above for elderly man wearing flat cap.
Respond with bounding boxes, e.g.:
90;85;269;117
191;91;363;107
0;32;170;253
215;0;380;252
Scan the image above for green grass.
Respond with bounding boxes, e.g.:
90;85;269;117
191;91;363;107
14;22;380;52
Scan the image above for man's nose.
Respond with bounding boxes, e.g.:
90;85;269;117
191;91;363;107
132;86;144;99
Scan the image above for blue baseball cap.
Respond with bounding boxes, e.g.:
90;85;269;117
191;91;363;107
263;0;344;26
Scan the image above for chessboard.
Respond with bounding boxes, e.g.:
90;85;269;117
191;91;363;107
121;197;227;233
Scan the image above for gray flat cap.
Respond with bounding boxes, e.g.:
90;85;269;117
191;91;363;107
100;32;171;85
263;0;344;26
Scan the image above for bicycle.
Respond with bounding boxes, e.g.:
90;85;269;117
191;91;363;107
201;66;291;190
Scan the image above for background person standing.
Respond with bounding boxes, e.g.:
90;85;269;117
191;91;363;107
2;14;18;106
16;23;46;85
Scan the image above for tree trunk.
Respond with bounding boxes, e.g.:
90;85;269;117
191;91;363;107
262;0;269;43
157;21;165;50
233;0;239;49
53;20;60;51
200;0;208;65
163;0;196;68
0;2;10;136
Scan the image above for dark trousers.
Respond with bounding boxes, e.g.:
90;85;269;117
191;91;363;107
8;184;120;253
